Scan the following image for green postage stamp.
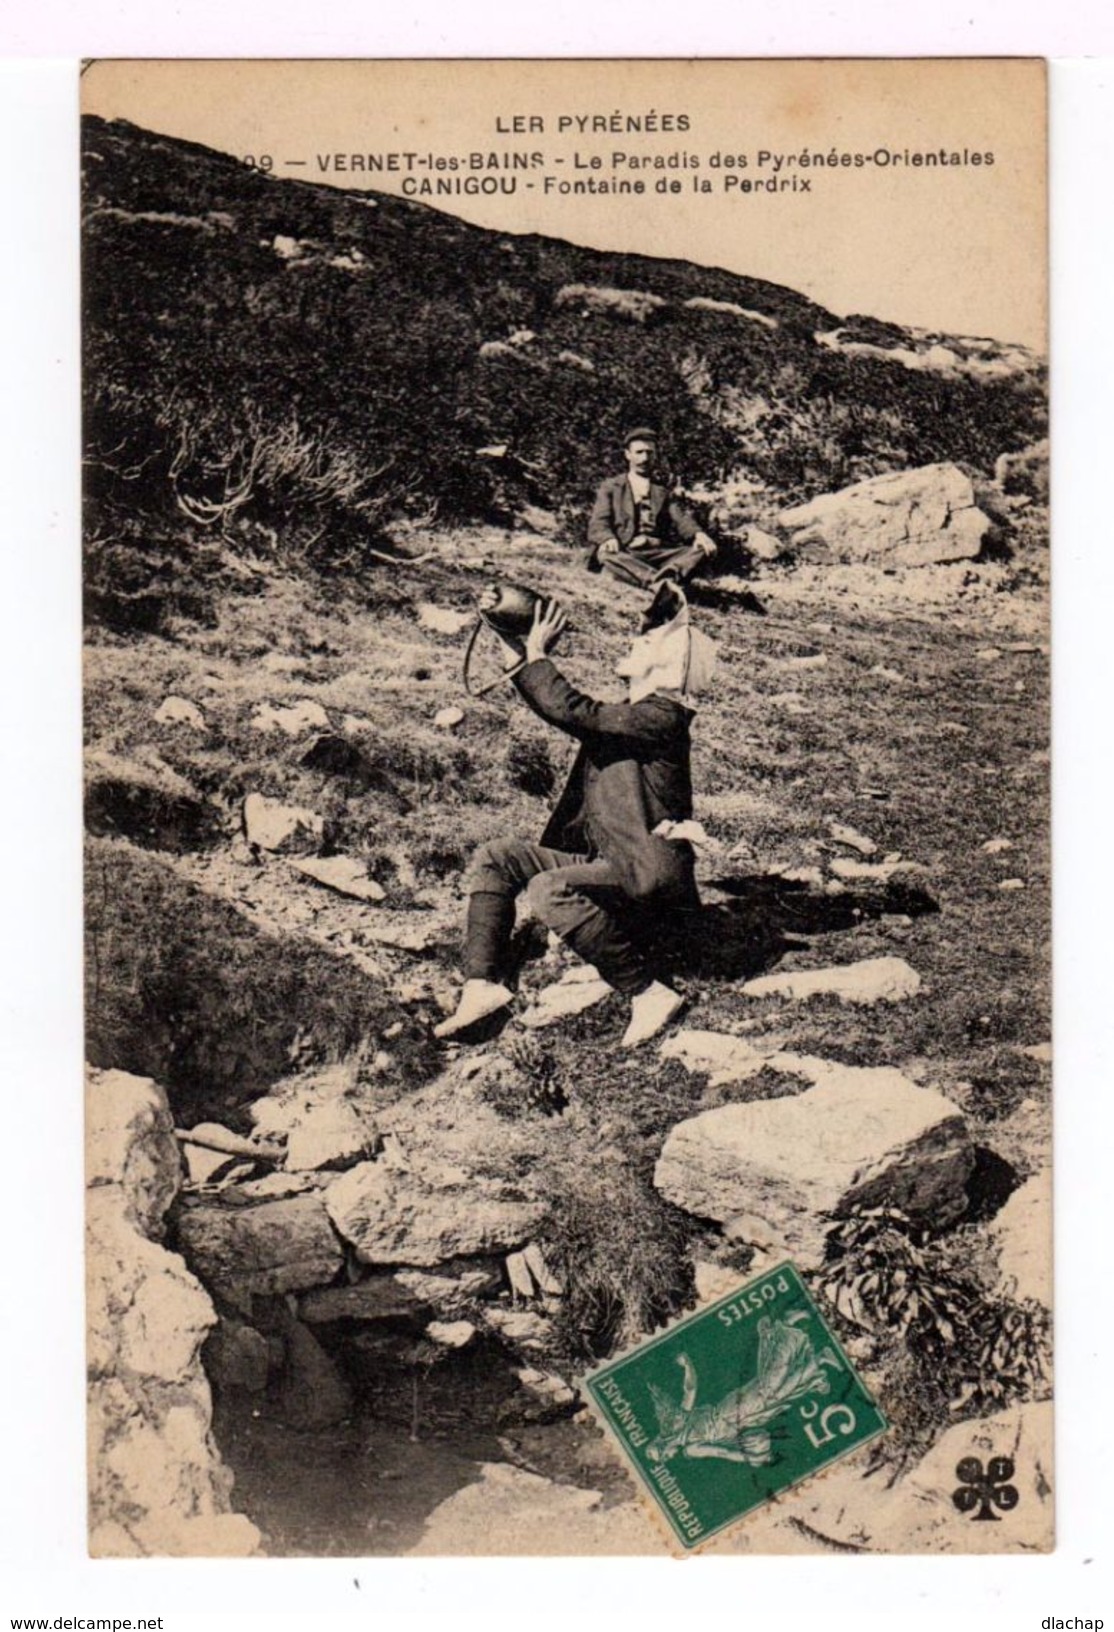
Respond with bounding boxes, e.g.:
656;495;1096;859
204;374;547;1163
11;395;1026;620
585;1262;887;1551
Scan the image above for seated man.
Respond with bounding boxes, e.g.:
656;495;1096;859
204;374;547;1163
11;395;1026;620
435;588;717;1048
587;427;717;588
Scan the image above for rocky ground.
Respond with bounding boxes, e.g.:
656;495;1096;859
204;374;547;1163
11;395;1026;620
85;467;1052;1555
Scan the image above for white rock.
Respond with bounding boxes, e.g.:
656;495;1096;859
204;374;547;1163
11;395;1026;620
659;1028;773;1087
86;1067;180;1236
426;1320;477;1348
830;857;907;883
485;1308;554;1349
250;699;330;736
742;526;783;560
505;1249;537;1301
242;792;323;854
521;970;612;1028
775;865;824;886
85;1067;262;1558
982;837;1014;854
693;1259;746;1303
522;1241;562;1296
777;463;992;567
181;1123;251;1186
515;1367;577;1407
325;1160;545;1267
287;854;386;901
395;1265;502;1312
998;878;1025;891
990;1169;1052;1307
977;647;1003;662
284;1099;377;1172
828;820;877;856
434;706;465;730
742;956;921;1006
418;603;473;637
361;915;448;953
1021;1042;1052;1065
154;696;206;730
654;1054;973;1266
506;1242;562;1300
869;665;904;684
783;652;827;670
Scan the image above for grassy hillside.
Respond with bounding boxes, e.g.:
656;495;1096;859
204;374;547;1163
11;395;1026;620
83;115;1045;635
82;116;1051;1524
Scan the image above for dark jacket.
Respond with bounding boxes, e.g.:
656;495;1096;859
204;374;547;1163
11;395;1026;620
586;474;701;569
514;657;698;904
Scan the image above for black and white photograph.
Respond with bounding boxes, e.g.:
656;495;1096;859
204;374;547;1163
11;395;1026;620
76;57;1054;1558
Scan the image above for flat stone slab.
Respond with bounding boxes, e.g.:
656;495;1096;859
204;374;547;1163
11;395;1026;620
287;855;386;902
828;820;878;856
298;1278;422;1323
742;956;921;1006
654;1054;973;1266
325;1159;545;1268
829;858;911;883
521;968;612;1028
659;1028;775;1087
175;1191;344;1297
417;603;473;636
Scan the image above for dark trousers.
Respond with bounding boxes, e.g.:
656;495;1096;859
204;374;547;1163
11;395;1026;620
599;543;708;589
463;838;651;997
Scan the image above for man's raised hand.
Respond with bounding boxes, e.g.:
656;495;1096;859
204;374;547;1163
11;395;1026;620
524;599;568;664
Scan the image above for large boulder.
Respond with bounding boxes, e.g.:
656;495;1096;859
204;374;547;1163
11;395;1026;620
990;1168;1052;1308
85;1067;262;1557
322;1059;550;1268
654;1054;974;1266
776;463;992;567
175;1189;344;1298
325;1157;545;1267
86;1066;181;1236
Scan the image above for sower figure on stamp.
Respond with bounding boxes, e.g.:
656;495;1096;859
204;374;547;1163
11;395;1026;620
586;427;717;589
435;586;718;1048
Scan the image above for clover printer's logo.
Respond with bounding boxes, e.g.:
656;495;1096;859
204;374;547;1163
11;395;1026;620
952;1454;1019;1521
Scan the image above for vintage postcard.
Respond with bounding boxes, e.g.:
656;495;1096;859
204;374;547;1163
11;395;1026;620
81;58;1050;1557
